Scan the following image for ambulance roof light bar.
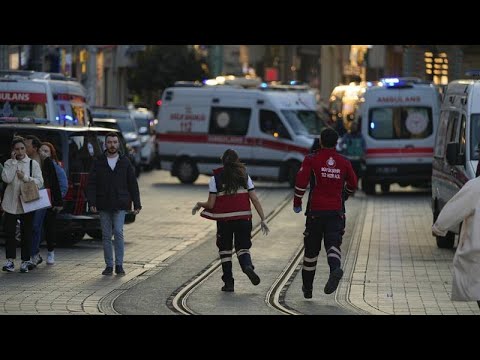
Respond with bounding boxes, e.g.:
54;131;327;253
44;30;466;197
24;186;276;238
380;77;423;88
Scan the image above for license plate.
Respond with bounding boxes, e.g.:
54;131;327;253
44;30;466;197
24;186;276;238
376;167;398;174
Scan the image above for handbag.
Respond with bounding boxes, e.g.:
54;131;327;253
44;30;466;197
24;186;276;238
21;188;52;213
20;160;40;202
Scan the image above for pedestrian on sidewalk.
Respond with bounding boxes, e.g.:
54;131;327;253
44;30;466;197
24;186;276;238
1;137;43;273
432;176;480;309
293;128;357;299
192;148;269;292
24;135;63;268
37;142;67;265
86;132;142;276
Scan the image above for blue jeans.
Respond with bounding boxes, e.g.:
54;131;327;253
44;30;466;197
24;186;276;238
31;208;48;256
99;210;126;267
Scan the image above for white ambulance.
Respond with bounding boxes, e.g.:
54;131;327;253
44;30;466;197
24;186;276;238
156;85;328;186
431;78;480;248
0;71;90;126
360;77;441;194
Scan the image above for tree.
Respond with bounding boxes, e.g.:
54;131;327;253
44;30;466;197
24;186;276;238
128;45;209;109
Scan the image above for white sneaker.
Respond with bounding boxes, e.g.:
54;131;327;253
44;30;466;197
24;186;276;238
20;261;30;273
2;259;14;272
32;253;43;266
47;251;55;265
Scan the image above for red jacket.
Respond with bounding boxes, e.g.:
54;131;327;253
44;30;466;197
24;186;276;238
294;148;357;212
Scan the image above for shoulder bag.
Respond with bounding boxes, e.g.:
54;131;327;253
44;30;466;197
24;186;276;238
20;160;40;202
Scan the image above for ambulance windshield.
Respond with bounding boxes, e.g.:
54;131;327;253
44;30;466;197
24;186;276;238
0;100;47;120
368;106;433;140
282;110;327;136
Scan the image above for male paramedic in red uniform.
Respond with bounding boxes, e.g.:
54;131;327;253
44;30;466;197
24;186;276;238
293;128;357;299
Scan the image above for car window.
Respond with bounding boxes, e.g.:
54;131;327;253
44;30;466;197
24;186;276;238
7;128;64;162
68;133;103;174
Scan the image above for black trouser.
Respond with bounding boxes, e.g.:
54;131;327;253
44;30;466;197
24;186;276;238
4;212;34;261
216;219;253;283
302;213;344;290
350;159;364;179
44;209;57;252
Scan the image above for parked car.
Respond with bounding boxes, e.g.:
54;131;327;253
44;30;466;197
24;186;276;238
0;118;137;246
91;107;142;176
130;107;160;170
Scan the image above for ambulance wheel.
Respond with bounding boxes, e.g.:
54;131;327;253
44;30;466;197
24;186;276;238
175;158;199;184
381;183;390;194
287;161;301;188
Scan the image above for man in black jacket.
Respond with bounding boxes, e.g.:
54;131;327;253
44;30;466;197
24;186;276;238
87;132;141;275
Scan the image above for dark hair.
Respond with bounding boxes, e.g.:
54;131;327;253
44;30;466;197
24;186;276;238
221;149;247;195
105;132;119;142
24;134;42;150
320;128;339;149
11;136;26;149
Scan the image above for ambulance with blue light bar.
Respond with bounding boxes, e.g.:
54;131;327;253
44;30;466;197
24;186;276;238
156;84;328;186
0;71;90;126
360;77;441;194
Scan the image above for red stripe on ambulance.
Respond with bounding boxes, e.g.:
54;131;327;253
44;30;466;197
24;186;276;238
0;92;47;103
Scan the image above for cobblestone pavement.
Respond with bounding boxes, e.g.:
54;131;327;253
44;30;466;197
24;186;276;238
0;174;477;315
0;170;290;314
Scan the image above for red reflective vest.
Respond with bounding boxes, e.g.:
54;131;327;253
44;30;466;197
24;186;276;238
200;167;252;221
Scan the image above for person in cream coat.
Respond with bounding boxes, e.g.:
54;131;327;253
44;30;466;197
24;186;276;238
432;177;480;309
1;137;43;273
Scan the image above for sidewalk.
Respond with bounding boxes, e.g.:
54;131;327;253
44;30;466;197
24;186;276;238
344;190;479;315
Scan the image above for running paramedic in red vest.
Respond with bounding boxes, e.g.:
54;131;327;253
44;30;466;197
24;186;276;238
293;128;357;299
192;149;269;293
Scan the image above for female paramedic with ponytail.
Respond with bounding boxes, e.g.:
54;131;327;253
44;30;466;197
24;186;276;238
192;149;269;292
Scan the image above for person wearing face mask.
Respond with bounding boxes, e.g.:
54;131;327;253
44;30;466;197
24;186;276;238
36;142;66;265
1;137;43;273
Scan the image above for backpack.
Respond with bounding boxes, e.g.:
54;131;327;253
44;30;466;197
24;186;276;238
53;161;68;198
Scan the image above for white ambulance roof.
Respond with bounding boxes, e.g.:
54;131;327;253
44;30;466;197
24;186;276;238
263;91;316;110
47;80;86;97
0;79;47;93
446;80;480;114
164;86;315;111
361;83;439;109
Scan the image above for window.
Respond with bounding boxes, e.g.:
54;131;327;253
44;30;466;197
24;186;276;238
209;107;250;136
281;110;326;136
368;106;433;140
260;110;291;139
459;114;466;156
0;100;47;119
446;111;459;144
68;133;103;173
11;129;63;161
470;114;480;161
434;110;449;158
